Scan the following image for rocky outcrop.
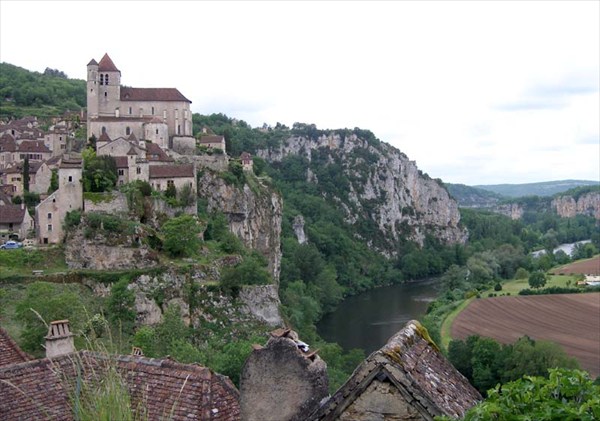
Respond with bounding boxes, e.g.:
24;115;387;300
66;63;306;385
552;192;600;219
490;203;524;220
293;215;307;244
197;170;282;282
65;225;159;270
258;134;467;252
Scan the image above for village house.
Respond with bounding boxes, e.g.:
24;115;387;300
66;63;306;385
0;134;18;169
86;54;194;150
198;134;226;152
0;203;34;242
16;139;52;162
240;152;253;171
0;161;52;196
35;156;83;244
149;163;196;193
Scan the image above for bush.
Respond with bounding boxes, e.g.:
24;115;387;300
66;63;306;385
162;215;201;257
64;210;82;229
494;282;502;291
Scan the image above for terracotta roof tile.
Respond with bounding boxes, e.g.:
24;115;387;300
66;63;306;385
98;132;111;142
17;140;50;153
114;156;129;168
87;58;98;66
0;204;27;224
149;164;194;179
121;87;191;103
199;135;224;144
0;327;30;366
146;143;173;162
97;53;120;72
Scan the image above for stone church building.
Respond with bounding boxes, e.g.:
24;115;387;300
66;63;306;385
86;53;193;151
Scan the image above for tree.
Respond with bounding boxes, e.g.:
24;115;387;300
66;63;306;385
161;215;201;257
82;149;117;192
220;252;272;293
528;271;547;289
22;157;30;192
107;278;136;334
48;169;58;193
165;182;177;199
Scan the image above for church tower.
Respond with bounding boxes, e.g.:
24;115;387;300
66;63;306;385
96;53;121;117
86;58;99;121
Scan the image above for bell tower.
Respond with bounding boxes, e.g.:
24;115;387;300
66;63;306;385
96;53;121;117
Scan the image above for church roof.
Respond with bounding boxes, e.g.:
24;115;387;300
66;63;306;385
309;320;482;420
87;58;98;66
98;132;111;142
97;53;120;72
121;87;191;103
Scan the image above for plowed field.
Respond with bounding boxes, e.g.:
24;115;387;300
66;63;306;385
552;256;600;275
452;293;600;377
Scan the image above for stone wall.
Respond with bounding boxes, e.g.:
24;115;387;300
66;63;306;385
84;191;128;214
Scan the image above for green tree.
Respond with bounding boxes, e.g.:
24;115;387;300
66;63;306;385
441;369;600;421
161;214;201;257
107;278;136;334
22;157;30;192
220;252;272;293
82;149;117;192
15;282;85;354
165;182;177;199
48;169;58;193
528;271;547;289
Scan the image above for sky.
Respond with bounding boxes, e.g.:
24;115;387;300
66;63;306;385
1;1;598;185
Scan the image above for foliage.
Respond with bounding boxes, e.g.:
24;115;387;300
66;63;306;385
64;210;82;229
448;335;579;395
528;271;547;289
82;149;118;192
0;62;85;119
161;215;201;257
22;157;30;192
164;183;177;199
220;252;273;293
48;169;59;193
15;282;86;354
437;368;600;420
107;278;136;334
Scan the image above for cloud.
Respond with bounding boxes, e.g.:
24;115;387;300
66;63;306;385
494;71;599;112
576;134;600;145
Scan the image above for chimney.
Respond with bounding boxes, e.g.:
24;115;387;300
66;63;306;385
45;320;75;358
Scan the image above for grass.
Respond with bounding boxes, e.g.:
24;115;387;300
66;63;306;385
0;246;68;279
440;298;473;349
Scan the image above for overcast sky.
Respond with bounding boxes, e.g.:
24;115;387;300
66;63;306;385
1;1;598;185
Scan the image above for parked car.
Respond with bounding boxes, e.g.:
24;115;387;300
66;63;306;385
0;240;22;250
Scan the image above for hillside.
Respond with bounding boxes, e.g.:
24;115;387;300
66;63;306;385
445;183;505;208
0;62;85;119
475;180;598;198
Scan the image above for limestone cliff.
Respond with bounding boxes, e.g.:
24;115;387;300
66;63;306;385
552;191;600;219
197;170;282;282
258;134;467;253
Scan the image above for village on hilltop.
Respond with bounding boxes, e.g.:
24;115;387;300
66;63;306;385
0;53;253;247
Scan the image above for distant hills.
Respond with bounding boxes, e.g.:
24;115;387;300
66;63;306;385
446;180;599;208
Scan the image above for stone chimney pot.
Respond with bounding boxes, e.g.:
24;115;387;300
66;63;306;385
45;320;75;358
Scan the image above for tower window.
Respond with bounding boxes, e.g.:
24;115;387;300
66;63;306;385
68;176;73;182
152;107;155;115
100;74;104;85
102;126;106;134
104;92;107;97
156;129;159;135
105;74;109;84
177;125;181;135
126;127;131;135
129;107;132;115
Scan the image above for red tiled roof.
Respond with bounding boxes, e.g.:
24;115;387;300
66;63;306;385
149;164;194;179
121;87;191;103
0;204;26;224
199;135;225;144
0;135;17;152
240;152;252;161
0;350;240;420
0;328;30;366
114;156;129;168
17;140;50;153
146;142;174;162
98;132;111;142
97;53;120;72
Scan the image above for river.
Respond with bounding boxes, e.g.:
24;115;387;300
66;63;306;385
317;278;441;354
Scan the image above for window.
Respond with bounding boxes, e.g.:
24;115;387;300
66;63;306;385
47;213;52;220
100;74;104;85
126;127;131;136
102;126;106;134
118;169;124;176
163;110;167;119
136;167;141;174
105;74;109;84
151;107;155;115
167;180;175;188
155;129;159;135
47;224;53;232
104;92;107;97
129;107;132;115
177;125;181;135
68;176;73;182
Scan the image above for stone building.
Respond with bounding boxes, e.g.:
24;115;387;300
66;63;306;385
0;203;34;242
35;156;83;244
86;54;194;149
149;163;196;193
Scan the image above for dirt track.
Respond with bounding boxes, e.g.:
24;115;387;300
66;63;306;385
552;256;600;275
452;293;600;377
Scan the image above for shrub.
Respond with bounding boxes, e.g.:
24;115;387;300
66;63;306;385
494;282;502;291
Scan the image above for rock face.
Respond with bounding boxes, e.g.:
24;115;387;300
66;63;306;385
258;134;467;252
240;330;328;421
197;170;283;282
293;215;307;244
552;192;600;219
491;203;524;220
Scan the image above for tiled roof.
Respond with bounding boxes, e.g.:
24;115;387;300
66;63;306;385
97;53;120;72
127;132;138;141
87;58;98;66
98;132;111;142
240;152;252;161
149;164;194;179
146;142;174;162
309;320;482;420
0;204;26;224
114;156;129;168
59;157;82;169
0;327;30;366
17;140;50;153
121;87;191;103
199;135;225;144
0;135;17;152
0;350;240;420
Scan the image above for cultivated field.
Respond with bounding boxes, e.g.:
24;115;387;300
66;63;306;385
452;293;600;377
552;255;600;276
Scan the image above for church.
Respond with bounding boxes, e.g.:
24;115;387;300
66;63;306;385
86;53;194;151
